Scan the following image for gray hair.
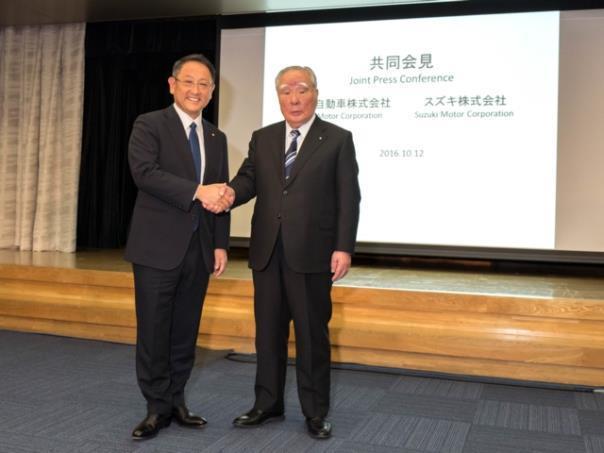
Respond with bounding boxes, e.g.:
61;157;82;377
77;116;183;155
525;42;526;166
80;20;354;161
274;66;318;90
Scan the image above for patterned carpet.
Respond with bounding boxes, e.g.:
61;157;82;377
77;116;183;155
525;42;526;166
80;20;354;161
0;330;603;453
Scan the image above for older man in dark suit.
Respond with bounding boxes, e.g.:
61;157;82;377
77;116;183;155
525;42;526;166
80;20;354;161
227;66;361;439
125;54;232;440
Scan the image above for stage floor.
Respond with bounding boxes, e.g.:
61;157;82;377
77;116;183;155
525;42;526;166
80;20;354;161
1;248;604;300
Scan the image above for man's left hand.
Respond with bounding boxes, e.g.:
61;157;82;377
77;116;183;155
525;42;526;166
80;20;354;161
330;251;351;282
213;248;228;277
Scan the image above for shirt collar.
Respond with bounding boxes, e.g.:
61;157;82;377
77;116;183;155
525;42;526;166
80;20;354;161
173;103;202;130
286;114;316;139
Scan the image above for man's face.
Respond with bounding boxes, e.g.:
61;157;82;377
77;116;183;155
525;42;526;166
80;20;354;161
168;61;215;119
277;69;318;129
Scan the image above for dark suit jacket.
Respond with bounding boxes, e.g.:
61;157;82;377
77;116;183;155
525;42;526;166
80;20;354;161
230;116;360;273
125;105;230;272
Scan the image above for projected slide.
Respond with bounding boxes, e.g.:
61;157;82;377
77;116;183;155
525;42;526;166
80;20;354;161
262;12;560;248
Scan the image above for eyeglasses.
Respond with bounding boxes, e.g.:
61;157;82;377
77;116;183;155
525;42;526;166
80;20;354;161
174;78;214;90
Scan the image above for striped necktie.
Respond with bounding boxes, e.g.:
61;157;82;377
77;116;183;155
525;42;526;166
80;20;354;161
284;129;300;180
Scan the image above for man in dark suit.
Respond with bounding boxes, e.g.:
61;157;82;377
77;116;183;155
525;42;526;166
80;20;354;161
124;54;232;440
227;66;361;439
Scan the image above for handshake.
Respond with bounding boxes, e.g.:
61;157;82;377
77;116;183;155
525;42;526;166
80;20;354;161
195;183;235;214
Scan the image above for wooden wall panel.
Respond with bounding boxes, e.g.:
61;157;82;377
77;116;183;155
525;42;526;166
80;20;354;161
1;263;603;386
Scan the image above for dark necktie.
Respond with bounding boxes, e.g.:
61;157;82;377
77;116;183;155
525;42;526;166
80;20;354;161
189;122;202;182
284;129;300;180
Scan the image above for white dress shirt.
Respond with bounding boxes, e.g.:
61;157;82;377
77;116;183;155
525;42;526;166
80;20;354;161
173;103;206;183
285;114;316;155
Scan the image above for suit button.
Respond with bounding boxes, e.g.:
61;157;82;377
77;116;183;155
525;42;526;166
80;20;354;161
283;190;288;195
277;214;282;219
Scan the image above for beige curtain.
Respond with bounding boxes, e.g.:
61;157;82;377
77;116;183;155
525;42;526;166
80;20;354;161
0;23;85;252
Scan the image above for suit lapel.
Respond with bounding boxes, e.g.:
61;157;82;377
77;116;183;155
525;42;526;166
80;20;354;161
202;119;219;184
271;122;287;186
165;106;198;182
285;117;327;186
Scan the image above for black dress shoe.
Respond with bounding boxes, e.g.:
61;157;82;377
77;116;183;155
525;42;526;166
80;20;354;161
306;417;331;439
131;413;171;440
172;405;207;428
232;408;284;427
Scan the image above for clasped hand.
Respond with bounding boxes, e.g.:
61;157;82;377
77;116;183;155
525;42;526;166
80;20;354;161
195;183;235;213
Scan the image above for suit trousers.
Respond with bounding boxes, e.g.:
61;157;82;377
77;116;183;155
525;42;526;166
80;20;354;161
132;233;209;415
252;231;333;419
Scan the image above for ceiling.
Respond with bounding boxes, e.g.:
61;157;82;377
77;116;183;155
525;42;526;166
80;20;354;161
0;0;453;27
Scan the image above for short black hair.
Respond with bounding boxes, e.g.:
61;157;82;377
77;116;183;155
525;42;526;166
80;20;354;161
172;54;216;83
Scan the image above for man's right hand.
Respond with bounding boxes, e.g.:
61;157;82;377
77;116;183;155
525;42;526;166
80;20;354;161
195;183;235;213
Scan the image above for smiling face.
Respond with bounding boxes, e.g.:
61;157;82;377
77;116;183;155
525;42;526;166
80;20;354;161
168;61;215;119
276;68;318;129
